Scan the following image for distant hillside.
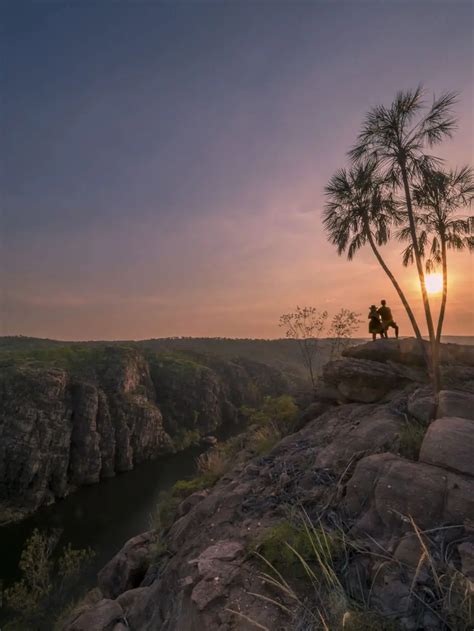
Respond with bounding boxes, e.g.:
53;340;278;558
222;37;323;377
0;336;342;383
0;336;472;384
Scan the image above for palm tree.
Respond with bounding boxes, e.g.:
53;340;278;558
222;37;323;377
323;161;424;344
349;87;458;390
399;165;474;343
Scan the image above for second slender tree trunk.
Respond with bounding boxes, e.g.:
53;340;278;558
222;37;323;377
400;163;440;392
436;236;448;344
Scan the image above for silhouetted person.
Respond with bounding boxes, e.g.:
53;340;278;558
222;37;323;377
368;305;384;341
378;300;399;338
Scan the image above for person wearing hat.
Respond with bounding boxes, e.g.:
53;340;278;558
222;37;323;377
368;305;384;341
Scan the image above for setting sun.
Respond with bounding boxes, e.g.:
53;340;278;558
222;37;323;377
425;273;443;294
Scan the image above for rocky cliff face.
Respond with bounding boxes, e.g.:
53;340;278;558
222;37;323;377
64;339;474;631
0;347;290;523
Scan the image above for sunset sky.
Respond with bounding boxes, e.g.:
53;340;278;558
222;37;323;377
2;0;473;340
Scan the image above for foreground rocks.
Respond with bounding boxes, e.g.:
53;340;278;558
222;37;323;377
0;347;291;523
63;340;474;631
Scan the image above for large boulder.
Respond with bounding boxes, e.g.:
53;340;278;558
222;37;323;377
313;411;401;469
343;338;428;366
98;530;158;599
344;338;474;367
437;390;474;420
419;417;474;477
407;387;436;423
62;599;124;631
322;358;404;403
116;586;156;630
344;453;474;536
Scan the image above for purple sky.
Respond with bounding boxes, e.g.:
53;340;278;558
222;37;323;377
1;0;473;339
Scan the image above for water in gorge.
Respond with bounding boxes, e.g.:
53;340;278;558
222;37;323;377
0;445;204;618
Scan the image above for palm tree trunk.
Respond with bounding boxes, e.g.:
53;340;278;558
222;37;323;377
400;163;440;391
436;236;448;344
365;224;425;349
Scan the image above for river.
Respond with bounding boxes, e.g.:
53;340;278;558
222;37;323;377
0;445;204;623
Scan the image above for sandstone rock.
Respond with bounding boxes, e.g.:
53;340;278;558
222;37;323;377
393;533;424;568
176;490;209;519
314;411;401;469
190;540;244;611
0;366;72;519
69;383;102;485
297;400;335;428
419;417;474;477
98;530;158;599
343;338;427;366
194;540;244;570
437;390;474;420
369;568;412;616
116;586;155;629
344;338;474;368
323;358;404;402
458;541;474;580
63;598;124;631
407;387;436;422
441;365;474;392
344;453;474;536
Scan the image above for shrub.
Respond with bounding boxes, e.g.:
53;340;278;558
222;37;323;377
244;395;298;432
3;529;94;629
173;428;201;451
171;477;210;499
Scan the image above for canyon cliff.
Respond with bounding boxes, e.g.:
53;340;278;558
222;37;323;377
0;346;291;524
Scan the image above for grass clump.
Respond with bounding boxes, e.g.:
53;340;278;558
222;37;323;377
196;448;229;480
398;418;427;460
257;516;342;580
341;610;399;630
240;510;402;631
252;422;283;455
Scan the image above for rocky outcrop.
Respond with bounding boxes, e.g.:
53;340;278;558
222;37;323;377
343;337;474;367
322;357;406;402
98;531;158;599
0;347;290;523
437;389;474;419
419;416;474;476
64;339;474;631
407;386;436;422
344;452;474;535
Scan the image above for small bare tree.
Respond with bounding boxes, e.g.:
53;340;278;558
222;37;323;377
328;308;362;359
279;306;328;390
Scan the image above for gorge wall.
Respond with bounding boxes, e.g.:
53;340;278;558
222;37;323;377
0;346;291;524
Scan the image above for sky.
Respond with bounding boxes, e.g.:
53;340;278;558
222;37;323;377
1;0;473;340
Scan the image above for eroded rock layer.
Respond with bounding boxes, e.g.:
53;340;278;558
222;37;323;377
0;347;289;522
